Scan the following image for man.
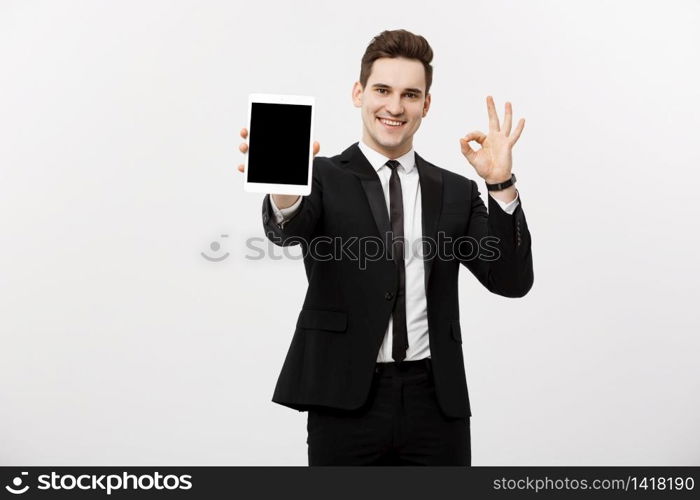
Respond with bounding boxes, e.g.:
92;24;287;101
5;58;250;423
237;29;533;466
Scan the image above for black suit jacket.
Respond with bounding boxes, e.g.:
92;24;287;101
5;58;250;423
261;142;533;418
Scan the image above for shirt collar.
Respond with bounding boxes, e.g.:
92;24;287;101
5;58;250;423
358;139;416;174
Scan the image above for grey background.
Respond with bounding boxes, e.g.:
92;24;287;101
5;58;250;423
1;0;698;465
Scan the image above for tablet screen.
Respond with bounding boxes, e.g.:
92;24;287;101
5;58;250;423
247;102;312;185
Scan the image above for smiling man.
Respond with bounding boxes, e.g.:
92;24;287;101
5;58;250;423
237;29;533;466
356;56;428;158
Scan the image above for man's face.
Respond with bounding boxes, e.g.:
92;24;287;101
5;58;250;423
352;57;431;158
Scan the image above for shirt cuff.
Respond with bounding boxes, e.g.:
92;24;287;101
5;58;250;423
489;189;520;215
269;195;303;224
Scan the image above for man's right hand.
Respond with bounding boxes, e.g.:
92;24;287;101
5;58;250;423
237;127;320;209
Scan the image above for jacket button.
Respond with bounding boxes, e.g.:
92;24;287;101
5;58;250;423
384;292;393;300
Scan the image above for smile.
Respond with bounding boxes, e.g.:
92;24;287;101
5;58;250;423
377;117;406;128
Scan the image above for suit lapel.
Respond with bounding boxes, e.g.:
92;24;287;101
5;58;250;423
339;143;443;289
339;143;391;239
415;151;443;292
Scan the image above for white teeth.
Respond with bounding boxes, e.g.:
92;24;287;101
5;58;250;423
379;118;404;127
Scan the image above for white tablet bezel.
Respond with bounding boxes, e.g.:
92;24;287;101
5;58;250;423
244;93;315;196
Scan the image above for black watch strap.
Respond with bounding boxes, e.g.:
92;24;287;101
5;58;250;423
485;174;516;191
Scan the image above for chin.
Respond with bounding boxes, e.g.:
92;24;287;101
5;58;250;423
380;138;404;149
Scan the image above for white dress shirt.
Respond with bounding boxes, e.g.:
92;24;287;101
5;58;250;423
269;140;519;363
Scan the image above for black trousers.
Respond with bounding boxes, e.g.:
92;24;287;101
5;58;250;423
307;358;471;466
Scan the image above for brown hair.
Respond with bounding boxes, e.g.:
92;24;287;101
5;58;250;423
359;29;434;96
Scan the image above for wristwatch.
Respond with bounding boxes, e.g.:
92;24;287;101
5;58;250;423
485;174;516;191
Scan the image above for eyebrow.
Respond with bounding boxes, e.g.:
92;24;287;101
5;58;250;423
371;83;423;96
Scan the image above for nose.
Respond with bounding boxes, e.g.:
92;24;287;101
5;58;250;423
385;95;404;116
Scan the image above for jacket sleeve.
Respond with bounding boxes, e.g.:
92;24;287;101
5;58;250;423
459;179;534;298
261;157;324;247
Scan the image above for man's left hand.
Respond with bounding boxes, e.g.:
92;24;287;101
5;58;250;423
459;96;525;184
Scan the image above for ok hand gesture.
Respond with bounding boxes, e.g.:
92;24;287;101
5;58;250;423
459;96;525;184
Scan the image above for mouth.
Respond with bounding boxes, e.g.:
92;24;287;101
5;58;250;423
377;117;406;129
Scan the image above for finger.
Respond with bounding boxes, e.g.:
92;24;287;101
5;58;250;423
509;118;525;145
460;132;485;160
237;164;244;173
487;95;500;133
462;131;486;145
312;141;320;156
459;138;475;159
240;127;248;139
503;101;512;136
239;143;248;153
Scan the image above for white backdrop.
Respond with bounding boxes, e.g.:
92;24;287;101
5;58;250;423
1;0;698;465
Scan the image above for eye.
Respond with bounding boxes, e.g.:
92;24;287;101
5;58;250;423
376;88;387;94
405;93;418;98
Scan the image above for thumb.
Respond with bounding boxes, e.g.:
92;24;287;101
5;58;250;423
313;141;320;156
460;131;485;158
459;137;475;160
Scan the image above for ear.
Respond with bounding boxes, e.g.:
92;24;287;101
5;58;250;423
351;81;363;108
422;93;431;117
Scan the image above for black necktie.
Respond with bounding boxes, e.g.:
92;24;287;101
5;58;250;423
385;160;408;363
